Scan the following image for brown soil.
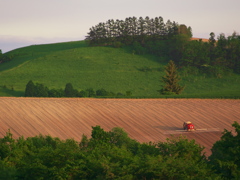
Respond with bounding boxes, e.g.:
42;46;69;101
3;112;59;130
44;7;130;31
191;37;209;42
0;98;239;156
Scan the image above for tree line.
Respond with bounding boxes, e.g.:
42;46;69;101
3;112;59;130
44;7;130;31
86;16;240;75
25;80;131;98
0;122;239;179
85;16;192;46
173;32;240;75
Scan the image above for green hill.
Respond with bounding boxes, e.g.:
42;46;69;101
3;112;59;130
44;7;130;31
1;40;240;98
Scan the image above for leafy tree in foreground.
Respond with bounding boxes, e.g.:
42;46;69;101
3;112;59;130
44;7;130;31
209;121;240;179
160;60;185;95
0;126;223;179
151;136;216;179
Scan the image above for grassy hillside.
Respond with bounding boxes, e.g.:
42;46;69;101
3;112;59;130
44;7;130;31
0;40;240;98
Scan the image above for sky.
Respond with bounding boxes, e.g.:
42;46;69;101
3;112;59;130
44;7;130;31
1;0;240;53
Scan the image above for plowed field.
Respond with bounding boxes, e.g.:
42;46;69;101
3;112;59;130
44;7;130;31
0;98;239;156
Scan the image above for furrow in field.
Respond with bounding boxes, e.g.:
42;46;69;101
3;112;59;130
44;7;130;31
0;97;239;156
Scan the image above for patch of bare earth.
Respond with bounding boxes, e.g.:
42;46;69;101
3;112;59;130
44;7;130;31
0;98;239;156
191;37;209;42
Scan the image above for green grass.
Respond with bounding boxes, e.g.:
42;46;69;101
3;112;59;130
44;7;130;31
1;40;240;98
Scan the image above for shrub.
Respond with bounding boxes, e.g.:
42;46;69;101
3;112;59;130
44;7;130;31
34;83;49;97
126;91;132;96
64;83;77;97
86;88;95;97
96;88;109;96
25;80;35;97
48;89;64;97
78;90;88;97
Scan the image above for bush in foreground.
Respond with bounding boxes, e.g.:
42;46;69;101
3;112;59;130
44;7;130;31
0;125;225;179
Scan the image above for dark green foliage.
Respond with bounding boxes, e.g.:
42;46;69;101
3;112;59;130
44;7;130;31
78;90;88;97
158;135;204;157
209;32;216;47
126;90;132;96
96;88;108;96
48;88;64;97
0;125;231;179
2;32;240;98
181;39;210;67
209;121;240;179
91;125;110;142
34;83;49;97
64;83;75;97
87;16;240;75
24;81;130;98
144;136;214;179
85;88;95;97
0;130;15;159
132;41;147;55
178;24;192;38
86;16;182;46
160;60;185;95
0;160;17;180
25;81;48;97
0;49;13;64
200;65;233;78
213;32;240;74
25;80;35;97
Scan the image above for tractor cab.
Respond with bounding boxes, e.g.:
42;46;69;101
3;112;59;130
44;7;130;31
183;121;195;131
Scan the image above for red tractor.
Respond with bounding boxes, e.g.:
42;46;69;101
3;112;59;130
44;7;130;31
183;121;195;131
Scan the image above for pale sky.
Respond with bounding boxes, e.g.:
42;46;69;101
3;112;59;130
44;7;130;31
1;0;239;53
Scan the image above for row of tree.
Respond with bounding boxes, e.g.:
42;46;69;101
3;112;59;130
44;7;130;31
25;80;131;97
24;60;184;97
127;32;240;75
85;16;192;46
1;122;239;179
86;16;240;74
174;32;240;74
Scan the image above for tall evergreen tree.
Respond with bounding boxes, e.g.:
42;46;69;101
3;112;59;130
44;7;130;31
209;32;216;62
160;60;185;95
